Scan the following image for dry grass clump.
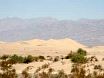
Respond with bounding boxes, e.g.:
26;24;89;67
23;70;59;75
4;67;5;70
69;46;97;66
0;55;10;61
70;63;104;78
38;56;45;62
0;60;17;78
94;65;103;71
21;67;32;78
46;56;53;61
87;56;98;63
34;69;68;78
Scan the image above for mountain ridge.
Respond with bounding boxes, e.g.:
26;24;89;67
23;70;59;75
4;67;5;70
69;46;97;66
0;17;104;46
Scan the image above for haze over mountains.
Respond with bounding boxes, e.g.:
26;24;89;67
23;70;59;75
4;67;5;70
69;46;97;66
0;17;104;46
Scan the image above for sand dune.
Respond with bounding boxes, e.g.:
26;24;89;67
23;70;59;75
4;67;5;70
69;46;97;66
0;38;87;56
0;38;104;57
0;38;104;75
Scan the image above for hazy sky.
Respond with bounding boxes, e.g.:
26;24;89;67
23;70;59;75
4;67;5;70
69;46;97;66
0;0;104;20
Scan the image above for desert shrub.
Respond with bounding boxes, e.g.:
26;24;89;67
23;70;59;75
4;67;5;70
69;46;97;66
48;68;54;73
9;54;24;64
34;70;68;78
46;56;53;61
77;48;87;56
38;72;49;78
53;56;59;62
64;52;74;59
70;63;104;78
88;56;98;62
94;65;103;70
38;56;45;59
0;60;17;78
60;55;64;60
34;56;38;61
64;48;87;63
35;67;41;73
21;66;33;78
57;70;68;78
38;56;45;62
22;70;31;78
71;54;87;63
71;64;86;78
64;49;87;63
90;71;104;78
41;63;49;69
0;55;10;60
23;55;34;64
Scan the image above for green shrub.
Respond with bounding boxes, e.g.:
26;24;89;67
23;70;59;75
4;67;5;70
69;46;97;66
9;54;24;64
23;55;34;64
71;54;87;63
77;48;87;56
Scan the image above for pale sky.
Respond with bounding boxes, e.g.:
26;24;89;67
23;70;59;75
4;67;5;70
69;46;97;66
0;0;104;20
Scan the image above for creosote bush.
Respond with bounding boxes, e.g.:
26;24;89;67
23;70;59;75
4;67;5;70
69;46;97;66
77;48;87;56
3;54;46;64
65;48;87;63
23;55;35;64
9;54;24;64
71;54;87;63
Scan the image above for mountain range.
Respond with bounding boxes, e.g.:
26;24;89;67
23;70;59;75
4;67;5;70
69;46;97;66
0;17;104;46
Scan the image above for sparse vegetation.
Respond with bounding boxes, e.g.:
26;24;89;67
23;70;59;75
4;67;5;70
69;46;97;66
0;48;104;78
88;56;98;62
22;68;31;78
65;48;87;63
94;65;103;70
0;55;10;61
9;54;24;64
71;53;87;63
23;55;35;64
0;60;17;78
64;51;73;59
38;55;45;62
53;56;60;62
77;48;87;56
0;54;46;64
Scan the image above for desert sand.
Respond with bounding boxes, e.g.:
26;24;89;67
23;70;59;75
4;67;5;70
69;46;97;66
0;38;104;74
0;38;87;56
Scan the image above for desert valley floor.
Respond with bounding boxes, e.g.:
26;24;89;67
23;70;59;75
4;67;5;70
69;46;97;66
0;38;104;75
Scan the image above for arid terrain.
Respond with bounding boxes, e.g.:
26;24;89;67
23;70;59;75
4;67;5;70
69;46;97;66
0;38;104;76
